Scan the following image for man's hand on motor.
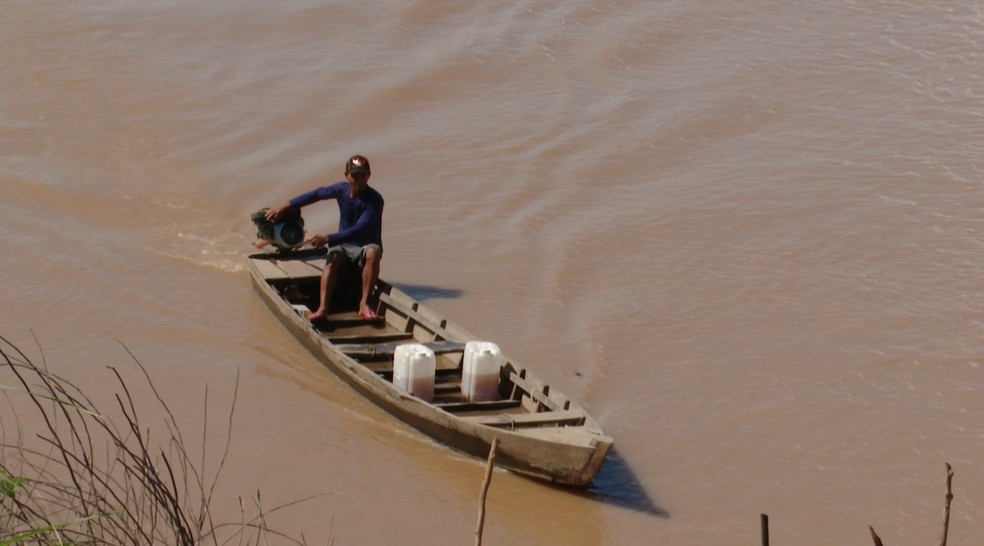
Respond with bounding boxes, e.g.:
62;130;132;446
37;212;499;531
264;204;292;222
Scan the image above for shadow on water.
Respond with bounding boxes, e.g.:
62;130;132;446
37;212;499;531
579;449;668;518
392;283;464;301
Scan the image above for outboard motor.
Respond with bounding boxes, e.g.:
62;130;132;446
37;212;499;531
251;207;305;251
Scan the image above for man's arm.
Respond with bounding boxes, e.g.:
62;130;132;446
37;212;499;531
327;204;382;246
265;185;340;221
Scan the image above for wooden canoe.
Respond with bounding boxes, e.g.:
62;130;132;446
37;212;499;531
247;249;613;487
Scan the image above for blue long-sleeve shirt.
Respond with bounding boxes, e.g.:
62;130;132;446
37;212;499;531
289;182;384;249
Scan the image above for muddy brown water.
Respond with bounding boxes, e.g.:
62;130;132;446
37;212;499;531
3;1;984;544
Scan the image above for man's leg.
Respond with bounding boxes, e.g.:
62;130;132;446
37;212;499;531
359;245;382;320
309;250;344;321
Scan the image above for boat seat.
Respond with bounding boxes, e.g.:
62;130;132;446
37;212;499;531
462;410;586;428
372;367;461;381
321;311;386;327
324;332;415;344
434;399;522;412
338;340;467;361
252;254;325;280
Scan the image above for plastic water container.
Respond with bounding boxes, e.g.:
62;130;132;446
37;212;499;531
393;344;436;402
462;341;502;402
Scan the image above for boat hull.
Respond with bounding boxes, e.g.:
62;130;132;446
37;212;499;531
248;252;612;486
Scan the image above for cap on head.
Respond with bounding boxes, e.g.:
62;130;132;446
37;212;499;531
346;154;370;175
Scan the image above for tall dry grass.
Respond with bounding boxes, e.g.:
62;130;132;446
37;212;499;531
0;334;321;545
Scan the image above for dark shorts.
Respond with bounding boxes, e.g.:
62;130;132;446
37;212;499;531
327;243;380;269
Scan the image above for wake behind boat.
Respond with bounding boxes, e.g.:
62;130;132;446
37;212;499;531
247;248;613;487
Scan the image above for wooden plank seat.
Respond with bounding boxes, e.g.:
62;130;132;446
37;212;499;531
275;258;324;278
311;313;387;334
318;311;386;327
434;382;461;396
434;399;522;413
290;303;374;329
324;331;415;344
338;340;467;361
462;410;586;429
251;258;293;281
372;367;462;382
253;254;325;280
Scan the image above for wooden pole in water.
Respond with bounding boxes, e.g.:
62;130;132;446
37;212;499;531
870;463;954;546
476;438;499;546
760;513;769;546
940;462;954;546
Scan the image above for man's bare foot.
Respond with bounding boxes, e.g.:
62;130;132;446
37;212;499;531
359;306;380;321
252;240;271;249
308;309;328;321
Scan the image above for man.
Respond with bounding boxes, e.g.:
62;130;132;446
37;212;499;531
265;154;384;321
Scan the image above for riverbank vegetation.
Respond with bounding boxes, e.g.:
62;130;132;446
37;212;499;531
0;335;316;545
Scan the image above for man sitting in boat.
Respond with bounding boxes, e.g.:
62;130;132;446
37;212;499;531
263;154;384;321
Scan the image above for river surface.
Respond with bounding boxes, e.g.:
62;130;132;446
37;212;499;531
3;1;984;544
